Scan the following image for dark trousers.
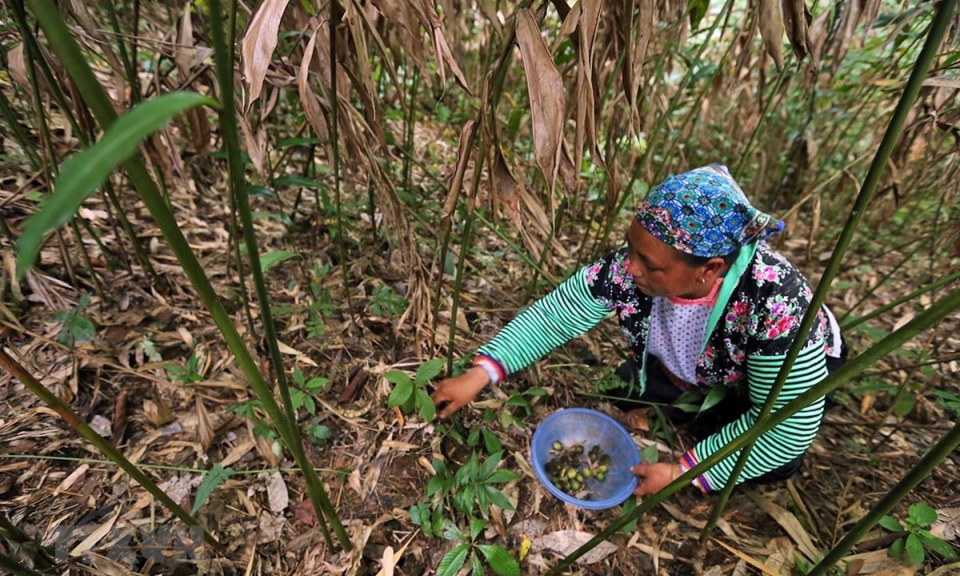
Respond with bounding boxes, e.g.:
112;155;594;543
611;352;847;488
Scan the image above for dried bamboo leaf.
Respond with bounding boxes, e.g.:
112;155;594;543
807;10;829;69
7;43;30;93
345;0;379;120
781;0;810;61
575;0;603;172
241;0;291;112
475;0;503;35
299;27;331;148
515;9;567;195
441;120;478;221
553;1;582;53
624;0;654;123
491;150;523;228
176;6;195;74
759;0;785;70
195;397;214;451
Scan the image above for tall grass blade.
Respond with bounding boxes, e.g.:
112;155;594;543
15;92;215;278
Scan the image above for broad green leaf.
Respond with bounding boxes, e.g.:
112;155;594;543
621;497;639;534
476;544;521;576
889;537;904;559
416;358;446;384
470;517;486;541
436;544;469;576
687;0;710;29
640;444;659;463
482;429;503;455
426;476;445;498
387;379;414;408
908;503;938;527
260;250;299;272
917;532;959;559
486;469;520;484
905;533;925;565
467;428;481;446
479;451;503;480
409;502;427;527
524;386;548;396
306;377;329;391
416;389;436;421
191;464;234;514
892;391;917;417
384;370;412;387
483;485;515;512
17;92;216;278
273;175;326;189
430;507;444;537
442;520;465;541
699;385;727;413
879;515;903;532
470;553;484;576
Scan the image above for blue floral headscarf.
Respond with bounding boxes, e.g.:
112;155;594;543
635;164;784;258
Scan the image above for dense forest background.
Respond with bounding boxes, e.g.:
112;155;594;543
0;0;959;574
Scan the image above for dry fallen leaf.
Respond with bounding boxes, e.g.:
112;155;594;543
267;472;289;514
746;490;818;561
781;0;811;61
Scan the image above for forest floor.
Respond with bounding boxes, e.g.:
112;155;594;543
1;121;959;576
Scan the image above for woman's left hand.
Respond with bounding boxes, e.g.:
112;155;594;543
632;462;682;496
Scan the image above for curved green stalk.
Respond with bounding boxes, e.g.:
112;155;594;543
700;0;957;543
545;282;960;574
805;422;960;576
0;350;222;551
330;0;352;313
732;63;795;178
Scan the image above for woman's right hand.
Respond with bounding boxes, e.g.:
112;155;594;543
431;366;491;418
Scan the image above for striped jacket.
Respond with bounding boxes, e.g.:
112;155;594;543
477;241;832;491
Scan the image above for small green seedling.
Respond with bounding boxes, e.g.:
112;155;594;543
431;517;520;576
880;503;958;566
54;293;95;346
386;358;444;420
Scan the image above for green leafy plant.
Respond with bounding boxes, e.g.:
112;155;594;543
880;503;958;565
54;293;95;346
164;350;204;385
499;387;548;429
192;463;235;514
425;451;518;519
431;517;520;576
386;358;444;420
370;283;408;317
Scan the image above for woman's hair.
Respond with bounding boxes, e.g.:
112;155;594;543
679;247;740;268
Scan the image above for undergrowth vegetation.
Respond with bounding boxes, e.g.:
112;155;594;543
0;0;959;574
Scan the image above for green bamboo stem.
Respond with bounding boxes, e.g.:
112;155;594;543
100;0;138;104
10;0;156;280
806;422;960;576
699;0;957;543
446;146;486;372
545;282;960;574
329;0;353;314
207;0;348;550
25;0;352;550
401;66;420;201
843;268;960;330
0;349;222;551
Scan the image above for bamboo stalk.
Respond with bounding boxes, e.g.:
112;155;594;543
24;0;353;550
733;63;795;178
0;349;222;551
544;282;960;574
806;422;960;576
207;0;349;550
329;0;353;314
700;0;958;543
100;0;139;104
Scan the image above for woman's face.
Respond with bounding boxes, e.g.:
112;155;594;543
624;220;724;299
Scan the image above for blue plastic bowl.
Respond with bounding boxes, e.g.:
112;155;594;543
531;408;641;510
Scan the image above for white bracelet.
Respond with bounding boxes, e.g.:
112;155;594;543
475;360;501;385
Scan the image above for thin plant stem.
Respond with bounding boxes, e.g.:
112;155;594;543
101;0;139;104
699;0;958;543
330;0;353;314
0;349;222;551
207;0;349;550
805;422;960;576
839;236;931;322
733;63;795;178
402;65;420;201
843;268;960;330
545;282;960;574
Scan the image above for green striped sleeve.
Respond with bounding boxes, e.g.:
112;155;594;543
477;266;611;375
691;343;827;491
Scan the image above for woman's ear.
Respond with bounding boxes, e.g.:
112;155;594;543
702;257;727;283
